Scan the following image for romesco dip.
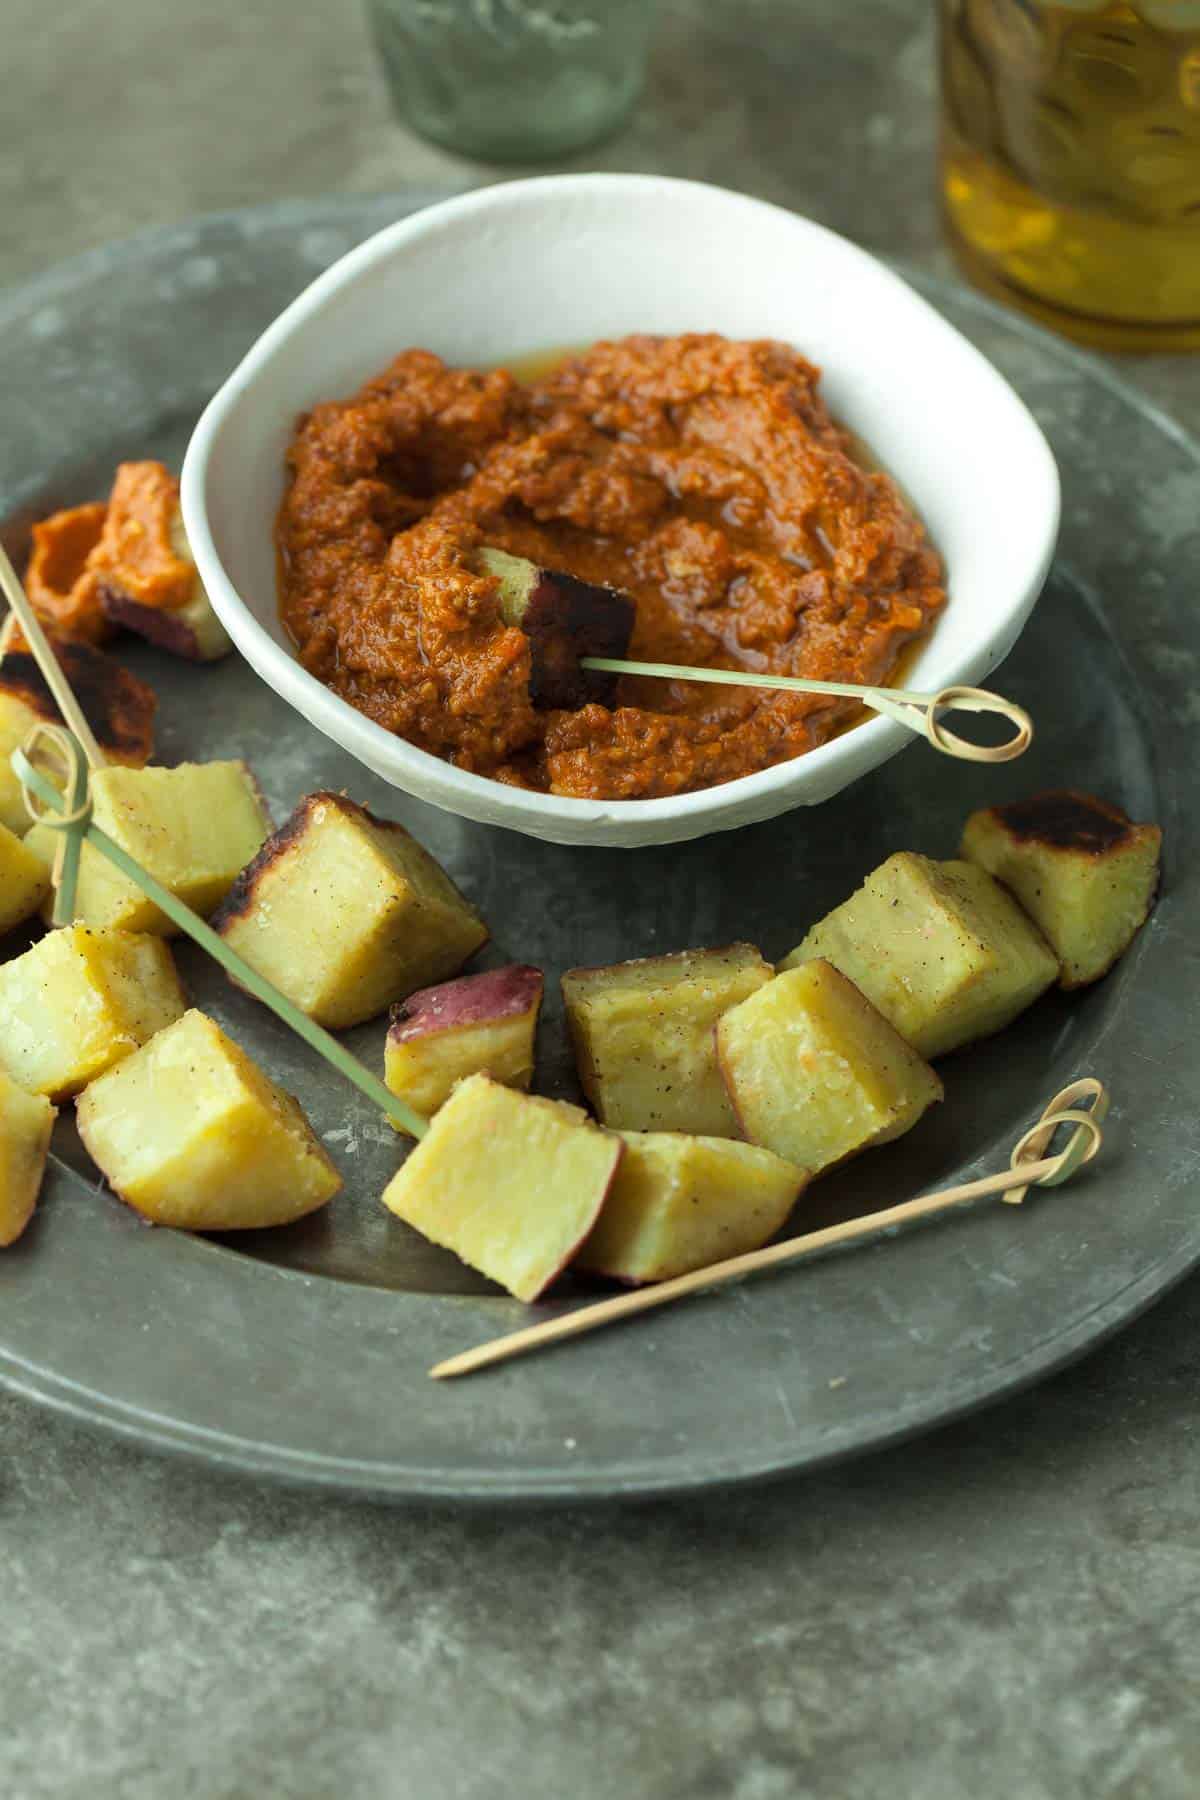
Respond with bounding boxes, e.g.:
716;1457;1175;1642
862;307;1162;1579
277;335;945;801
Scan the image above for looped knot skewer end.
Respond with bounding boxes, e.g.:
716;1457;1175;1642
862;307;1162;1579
1003;1076;1110;1204
13;723;93;926
924;686;1034;764
15;722;93;832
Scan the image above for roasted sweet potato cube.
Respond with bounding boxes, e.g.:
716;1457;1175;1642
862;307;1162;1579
0;821;50;935
716;960;943;1175
562;944;772;1136
76;1009;341;1230
25;760;270;934
381;1073;623;1302
0;640;156;834
478;547;635;709
0;925;186;1100
577;1131;807;1284
961;791;1162;988
781;853;1059;1059
24;501;111;644
213;792;489;1029
89;461;232;660
0;1070;55;1248
385;964;543;1127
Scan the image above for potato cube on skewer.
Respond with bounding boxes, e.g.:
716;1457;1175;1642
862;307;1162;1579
212;792;489;1029
562;944;773;1137
381;1074;623;1302
478;547;635;709
0;639;156;835
716;960;943;1176
24;760;270;935
385;964;543;1127
0;925;186;1101
0;1070;55;1248
88;461;232;661
961;790;1161;989
781;853;1059;1060
576;1132;808;1284
76;1009;341;1230
0;821;51;935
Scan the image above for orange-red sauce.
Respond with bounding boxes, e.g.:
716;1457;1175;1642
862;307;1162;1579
277;335;945;800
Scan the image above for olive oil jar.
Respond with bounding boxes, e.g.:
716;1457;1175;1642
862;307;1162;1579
940;0;1200;349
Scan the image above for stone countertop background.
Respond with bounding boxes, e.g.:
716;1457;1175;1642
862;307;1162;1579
2;2;1199;1796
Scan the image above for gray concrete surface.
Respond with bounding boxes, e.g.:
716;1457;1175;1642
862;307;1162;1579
2;1;1199;1795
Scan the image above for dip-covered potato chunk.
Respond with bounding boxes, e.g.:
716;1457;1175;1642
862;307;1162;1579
381;1073;623;1302
576;1131;807;1285
781;853;1059;1060
0;1070;55;1248
24;760;270;935
961;791;1162;989
0;640;156;835
716;960;943;1175
0;821;51;936
0;925;186;1101
88;461;233;661
212;792;489;1030
76;1009;341;1230
385;964;542;1127
476;547;635;709
24;501;111;643
562;944;773;1137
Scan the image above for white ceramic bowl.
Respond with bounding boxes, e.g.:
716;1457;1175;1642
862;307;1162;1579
182;175;1059;848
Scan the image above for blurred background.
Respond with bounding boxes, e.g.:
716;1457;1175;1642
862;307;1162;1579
1;0;942;285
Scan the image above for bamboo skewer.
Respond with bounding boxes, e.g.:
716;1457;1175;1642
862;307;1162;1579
0;544;107;919
0;543;106;769
581;659;1033;765
429;1080;1109;1381
15;730;431;1141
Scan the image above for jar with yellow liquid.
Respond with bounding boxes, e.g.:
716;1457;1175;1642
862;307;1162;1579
940;1;1200;348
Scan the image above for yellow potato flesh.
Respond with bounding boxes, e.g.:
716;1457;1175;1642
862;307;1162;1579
0;1069;55;1247
717;960;943;1175
382;1073;622;1302
782;853;1059;1059
578;1130;807;1283
76;1009;341;1230
563;945;772;1137
216;797;488;1029
25;761;270;935
0;925;186;1100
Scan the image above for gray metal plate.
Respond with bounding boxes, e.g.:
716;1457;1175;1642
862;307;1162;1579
0;195;1195;1501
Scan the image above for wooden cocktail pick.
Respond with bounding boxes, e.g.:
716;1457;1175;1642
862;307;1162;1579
428;1077;1109;1381
479;548;1032;764
0;542;105;919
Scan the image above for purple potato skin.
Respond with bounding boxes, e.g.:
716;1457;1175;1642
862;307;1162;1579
389;964;544;1044
523;569;635;710
98;588;208;661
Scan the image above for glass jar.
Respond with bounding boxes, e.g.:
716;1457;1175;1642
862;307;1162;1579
939;0;1200;349
367;0;656;162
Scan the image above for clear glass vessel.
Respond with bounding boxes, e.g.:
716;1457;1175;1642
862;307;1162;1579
367;0;656;162
940;0;1200;349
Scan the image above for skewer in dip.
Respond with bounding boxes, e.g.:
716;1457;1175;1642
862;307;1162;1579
477;547;1030;764
277;334;948;800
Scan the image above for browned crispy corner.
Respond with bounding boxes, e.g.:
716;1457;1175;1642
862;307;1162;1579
0;642;156;765
989;790;1135;856
210;792;382;932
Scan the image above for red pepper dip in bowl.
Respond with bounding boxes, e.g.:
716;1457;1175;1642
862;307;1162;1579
277;334;946;803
